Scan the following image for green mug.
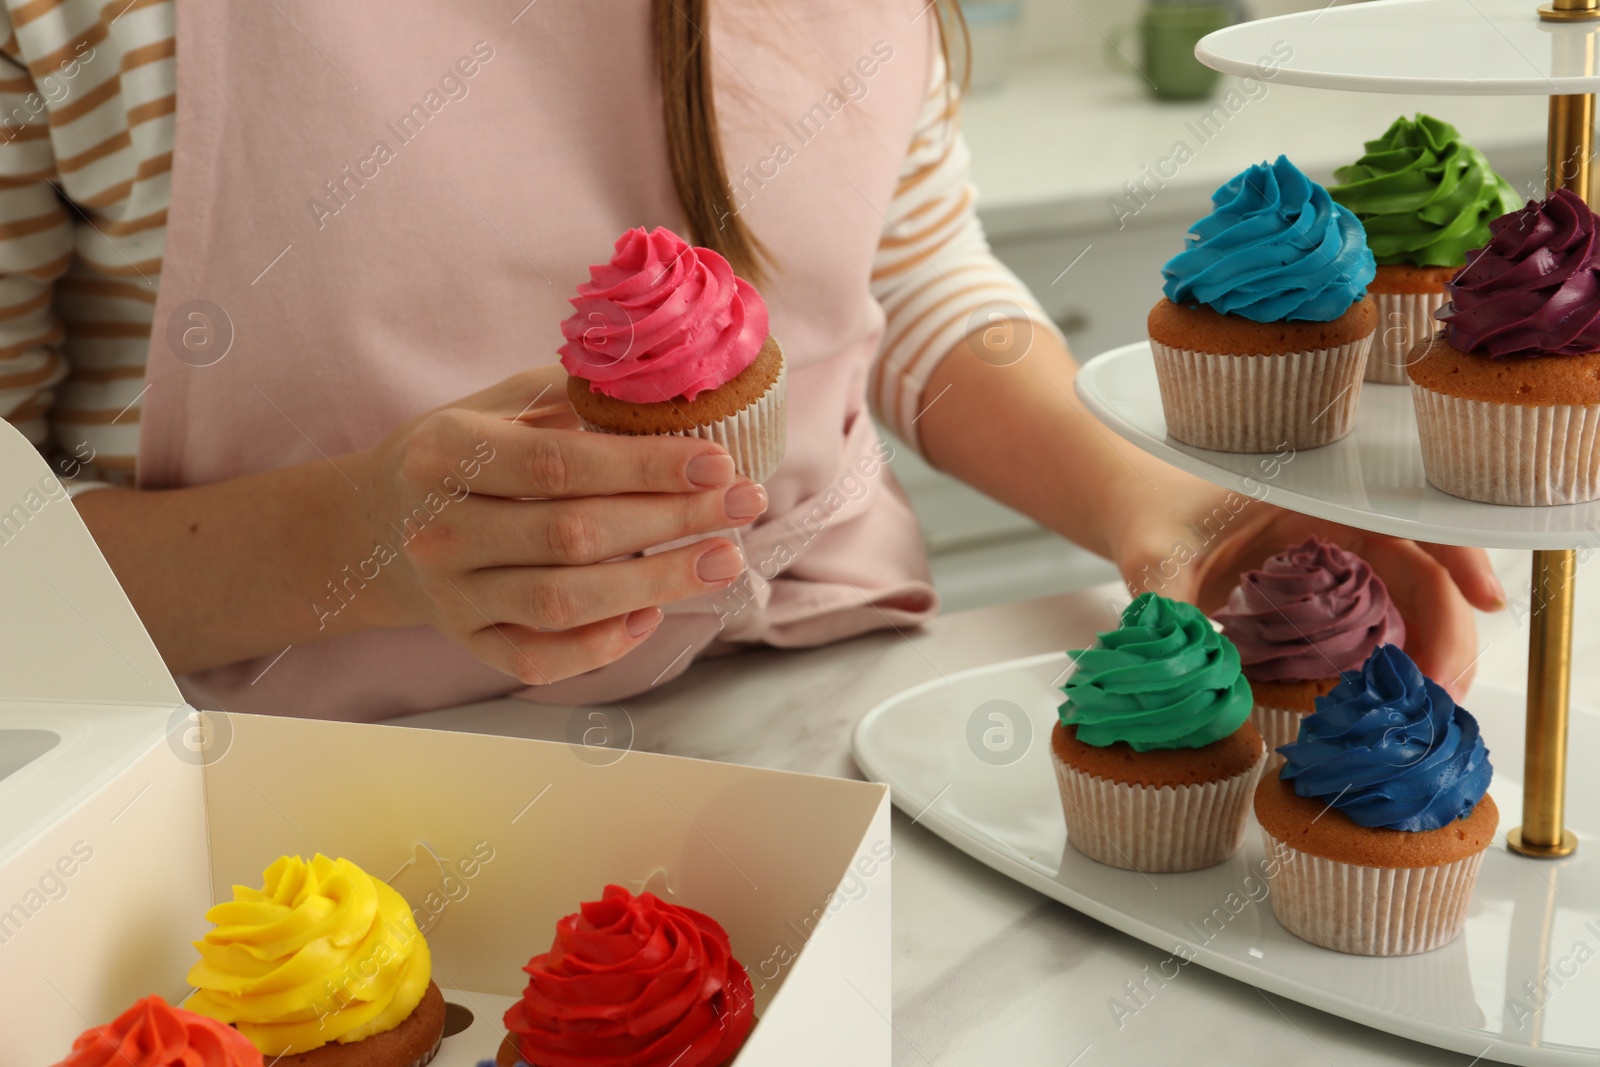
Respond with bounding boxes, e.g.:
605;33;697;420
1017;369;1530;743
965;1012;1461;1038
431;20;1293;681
1109;2;1237;101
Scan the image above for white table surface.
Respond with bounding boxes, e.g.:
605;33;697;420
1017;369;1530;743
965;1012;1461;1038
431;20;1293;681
395;547;1579;1067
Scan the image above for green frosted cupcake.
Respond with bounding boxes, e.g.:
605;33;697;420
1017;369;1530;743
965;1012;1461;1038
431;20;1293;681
1052;593;1266;873
1329;114;1520;383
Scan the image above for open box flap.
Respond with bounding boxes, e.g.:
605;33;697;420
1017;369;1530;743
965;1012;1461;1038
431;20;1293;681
0;420;180;707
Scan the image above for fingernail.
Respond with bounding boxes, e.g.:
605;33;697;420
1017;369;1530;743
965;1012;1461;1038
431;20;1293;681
687;453;736;487
1489;573;1508;607
696;543;746;582
625;606;663;637
724;482;768;521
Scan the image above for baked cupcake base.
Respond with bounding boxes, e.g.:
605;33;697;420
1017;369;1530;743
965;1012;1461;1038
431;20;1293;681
1365;265;1454;385
275;981;446;1067
1050;721;1266;872
568;336;786;483
1408;337;1600;506
1148;298;1377;453
1255;776;1498;956
1248;676;1339;770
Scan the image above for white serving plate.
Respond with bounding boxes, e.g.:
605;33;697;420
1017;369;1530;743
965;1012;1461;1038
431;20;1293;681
1198;0;1600;96
851;652;1600;1067
1075;341;1600;551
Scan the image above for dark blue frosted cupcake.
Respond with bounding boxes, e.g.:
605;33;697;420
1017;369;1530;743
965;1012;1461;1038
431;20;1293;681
1253;644;1497;955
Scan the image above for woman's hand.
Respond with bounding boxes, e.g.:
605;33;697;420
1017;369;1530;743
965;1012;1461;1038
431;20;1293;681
1106;475;1506;700
348;365;766;686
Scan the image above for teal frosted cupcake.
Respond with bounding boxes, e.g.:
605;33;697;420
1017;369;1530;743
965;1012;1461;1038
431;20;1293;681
1150;155;1378;453
1329;114;1520;383
1053;593;1266;872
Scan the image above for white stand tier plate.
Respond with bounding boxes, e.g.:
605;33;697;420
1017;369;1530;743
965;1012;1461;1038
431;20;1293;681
851;655;1600;1067
1196;0;1600;96
1075;342;1600;550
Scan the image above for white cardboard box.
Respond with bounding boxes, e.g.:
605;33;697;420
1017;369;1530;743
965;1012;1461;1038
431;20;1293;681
0;420;892;1066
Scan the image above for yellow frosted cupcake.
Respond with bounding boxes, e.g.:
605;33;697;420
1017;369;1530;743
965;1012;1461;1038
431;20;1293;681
186;854;445;1066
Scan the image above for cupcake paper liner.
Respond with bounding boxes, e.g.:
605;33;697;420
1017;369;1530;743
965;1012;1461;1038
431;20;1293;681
412;1031;443;1067
1411;381;1600;505
1052;747;1266;872
1149;336;1372;453
580;359;788;484
1367;291;1447;385
1251;702;1306;771
1259;828;1485;956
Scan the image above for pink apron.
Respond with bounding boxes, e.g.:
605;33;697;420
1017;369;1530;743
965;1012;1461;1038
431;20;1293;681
140;0;939;720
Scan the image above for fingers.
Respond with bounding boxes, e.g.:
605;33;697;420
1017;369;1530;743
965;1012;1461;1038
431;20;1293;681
413;410;739;499
423;482;768;568
456;538;747;633
1415;542;1506;613
465;608;667;687
1348;537;1481;701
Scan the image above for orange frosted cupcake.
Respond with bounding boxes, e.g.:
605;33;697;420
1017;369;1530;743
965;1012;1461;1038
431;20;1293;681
1258;645;1497;956
559;227;785;482
1055;592;1265;872
1152;155;1377;453
50;995;262;1067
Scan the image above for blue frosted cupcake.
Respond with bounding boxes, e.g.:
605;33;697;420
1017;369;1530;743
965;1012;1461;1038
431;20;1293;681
1149;155;1378;453
1254;645;1497;955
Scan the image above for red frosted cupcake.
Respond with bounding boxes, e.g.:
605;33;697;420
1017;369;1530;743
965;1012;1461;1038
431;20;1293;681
1214;536;1405;767
559;227;786;483
497;885;754;1067
51;995;262;1067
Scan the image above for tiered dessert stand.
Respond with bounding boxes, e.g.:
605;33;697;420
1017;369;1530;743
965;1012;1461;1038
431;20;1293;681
852;2;1600;1062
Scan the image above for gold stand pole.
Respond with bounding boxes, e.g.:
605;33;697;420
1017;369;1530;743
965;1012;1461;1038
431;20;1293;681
1508;0;1596;858
1509;551;1578;856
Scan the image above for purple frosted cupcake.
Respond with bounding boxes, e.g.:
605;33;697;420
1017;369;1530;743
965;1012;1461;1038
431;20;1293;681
1214;537;1405;766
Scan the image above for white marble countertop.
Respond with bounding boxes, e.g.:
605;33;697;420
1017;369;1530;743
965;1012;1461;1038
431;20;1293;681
396;547;1582;1066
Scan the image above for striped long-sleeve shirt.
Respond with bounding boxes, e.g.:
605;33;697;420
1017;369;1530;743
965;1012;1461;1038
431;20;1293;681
0;1;1054;485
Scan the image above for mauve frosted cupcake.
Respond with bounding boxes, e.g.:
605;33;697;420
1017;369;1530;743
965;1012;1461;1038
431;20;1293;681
559;227;786;483
1329;114;1519;384
1214;536;1405;767
1410;189;1600;505
1150;155;1377;453
1257;645;1497;956
1054;593;1265;873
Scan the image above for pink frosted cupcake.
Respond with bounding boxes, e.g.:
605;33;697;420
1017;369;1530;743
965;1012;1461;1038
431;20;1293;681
1214;536;1404;767
559;227;786;482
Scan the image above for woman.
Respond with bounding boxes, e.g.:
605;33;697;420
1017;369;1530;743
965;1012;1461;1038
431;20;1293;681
0;0;1500;719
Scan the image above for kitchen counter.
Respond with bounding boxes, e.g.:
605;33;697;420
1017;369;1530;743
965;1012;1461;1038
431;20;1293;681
397;548;1580;1066
963;59;1549;239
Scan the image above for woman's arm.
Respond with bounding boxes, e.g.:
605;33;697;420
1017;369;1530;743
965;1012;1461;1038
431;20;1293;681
865;37;1503;695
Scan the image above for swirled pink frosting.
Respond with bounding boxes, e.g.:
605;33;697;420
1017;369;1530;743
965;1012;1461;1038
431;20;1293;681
1213;536;1405;683
558;227;769;403
1437;189;1600;357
